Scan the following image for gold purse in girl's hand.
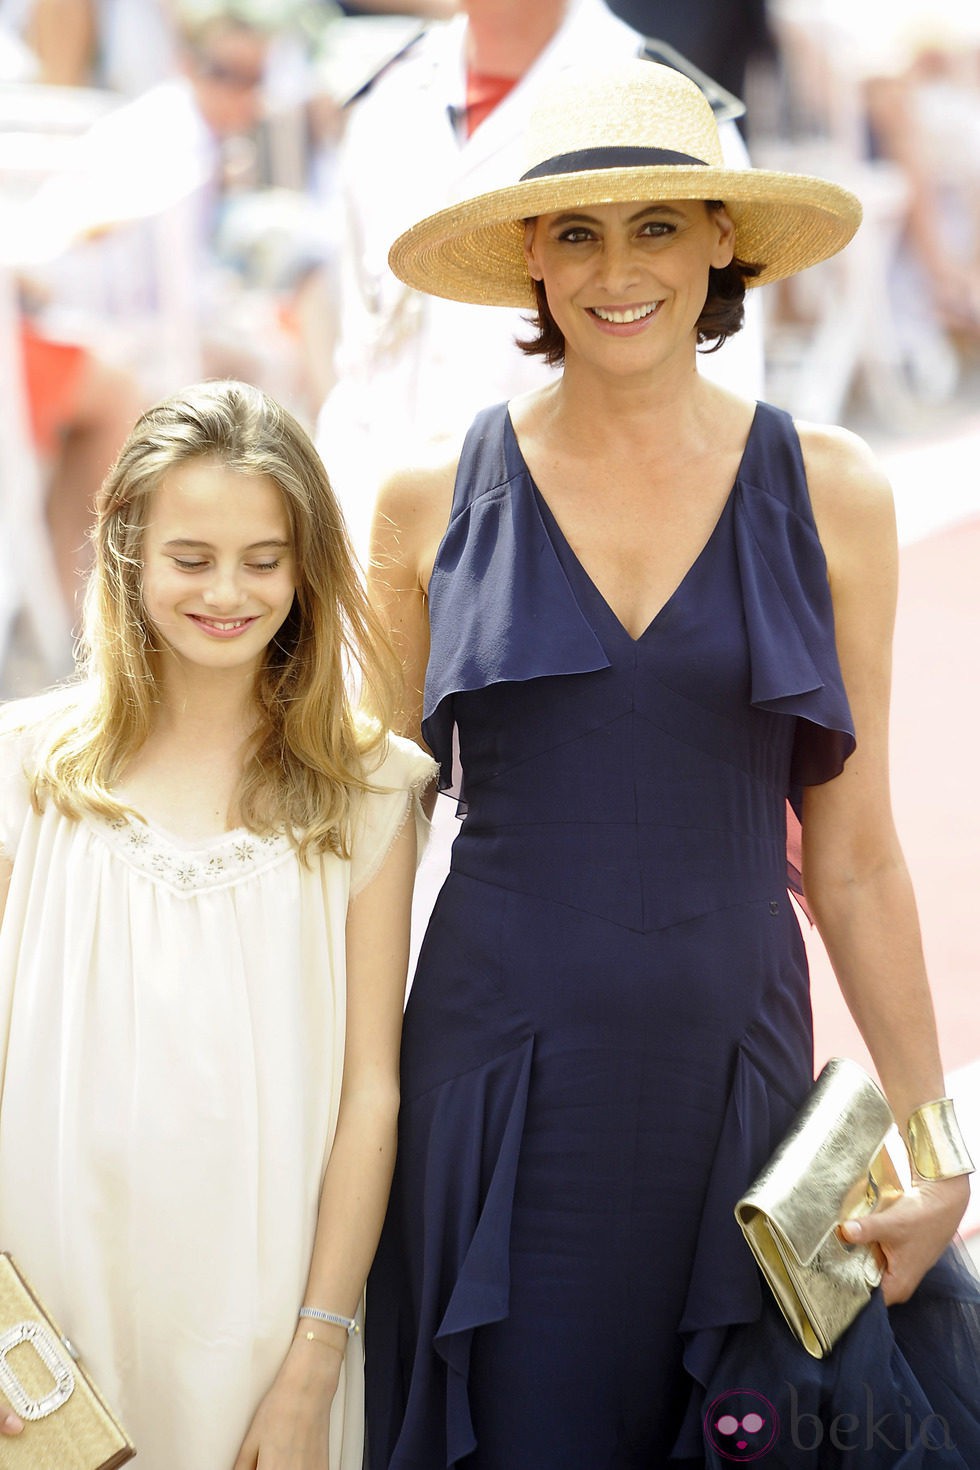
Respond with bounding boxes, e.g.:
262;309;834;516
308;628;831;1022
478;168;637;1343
734;1057;904;1359
0;1254;134;1469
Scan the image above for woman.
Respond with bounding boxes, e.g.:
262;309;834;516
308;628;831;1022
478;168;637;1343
366;60;980;1468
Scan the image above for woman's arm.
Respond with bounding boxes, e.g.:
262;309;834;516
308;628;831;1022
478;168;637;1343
367;457;455;813
800;423;970;1303
232;811;418;1469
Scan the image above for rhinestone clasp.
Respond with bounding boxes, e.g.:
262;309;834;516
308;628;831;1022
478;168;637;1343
0;1321;75;1419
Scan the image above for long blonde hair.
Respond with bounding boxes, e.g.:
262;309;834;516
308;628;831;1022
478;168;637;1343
33;380;401;860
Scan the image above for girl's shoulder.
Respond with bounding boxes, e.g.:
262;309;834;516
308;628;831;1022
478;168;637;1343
348;728;438;896
355;723;438;797
0;685;85;857
0;683;89;762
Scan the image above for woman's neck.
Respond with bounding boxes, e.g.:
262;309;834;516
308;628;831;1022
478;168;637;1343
463;0;568;79
541;351;722;459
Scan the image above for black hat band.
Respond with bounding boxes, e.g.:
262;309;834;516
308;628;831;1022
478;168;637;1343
520;145;709;181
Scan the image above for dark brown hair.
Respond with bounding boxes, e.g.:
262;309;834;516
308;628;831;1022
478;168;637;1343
517;203;763;366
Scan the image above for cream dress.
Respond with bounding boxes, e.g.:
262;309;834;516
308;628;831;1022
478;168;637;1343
0;691;436;1470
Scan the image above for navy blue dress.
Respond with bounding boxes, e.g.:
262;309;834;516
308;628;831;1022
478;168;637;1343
366;402;980;1468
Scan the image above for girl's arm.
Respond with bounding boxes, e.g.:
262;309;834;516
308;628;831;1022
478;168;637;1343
0;854;26;1438
232;810;417;1469
800;423;970;1304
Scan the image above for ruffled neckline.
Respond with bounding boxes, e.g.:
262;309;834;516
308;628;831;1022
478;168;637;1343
422;399;855;803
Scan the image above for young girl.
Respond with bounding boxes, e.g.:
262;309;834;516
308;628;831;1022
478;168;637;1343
0;379;436;1469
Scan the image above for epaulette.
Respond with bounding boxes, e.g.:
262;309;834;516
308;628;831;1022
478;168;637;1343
335;18;428;109
636;36;746;125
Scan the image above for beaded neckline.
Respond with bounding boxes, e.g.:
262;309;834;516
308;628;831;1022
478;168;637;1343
92;811;293;894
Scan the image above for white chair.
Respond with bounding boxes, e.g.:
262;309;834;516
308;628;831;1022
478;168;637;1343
748;5;961;426
0;261;73;683
0;89;107;683
0;80;208;688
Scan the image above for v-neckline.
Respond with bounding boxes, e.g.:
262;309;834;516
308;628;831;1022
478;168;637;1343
504;404;759;645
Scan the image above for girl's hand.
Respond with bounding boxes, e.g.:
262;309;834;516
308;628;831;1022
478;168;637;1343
840;1174;971;1305
0;1408;23;1436
232;1333;342;1469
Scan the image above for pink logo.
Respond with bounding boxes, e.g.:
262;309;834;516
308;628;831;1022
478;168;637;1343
704;1388;780;1462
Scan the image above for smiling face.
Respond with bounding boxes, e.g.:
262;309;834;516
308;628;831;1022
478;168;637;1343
523;198;735;375
140;459;296;687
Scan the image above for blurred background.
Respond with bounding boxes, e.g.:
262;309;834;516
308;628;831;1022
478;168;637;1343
1;0;978;1235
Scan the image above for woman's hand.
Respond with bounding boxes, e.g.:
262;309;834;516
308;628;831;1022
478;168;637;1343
231;1333;341;1469
841;1174;971;1305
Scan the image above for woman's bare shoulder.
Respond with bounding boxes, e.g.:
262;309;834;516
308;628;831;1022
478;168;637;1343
370;438;463;590
795;420;893;513
794;419;896;557
374;441;461;540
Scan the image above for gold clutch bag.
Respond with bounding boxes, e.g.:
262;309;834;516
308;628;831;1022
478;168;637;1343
734;1057;904;1359
0;1254;135;1469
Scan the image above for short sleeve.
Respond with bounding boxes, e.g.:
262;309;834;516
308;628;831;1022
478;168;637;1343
349;734;438;898
0;697;48;861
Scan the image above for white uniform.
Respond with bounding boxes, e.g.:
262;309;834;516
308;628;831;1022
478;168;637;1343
316;0;766;557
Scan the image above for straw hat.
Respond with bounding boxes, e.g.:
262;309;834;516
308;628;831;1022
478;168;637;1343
388;59;863;307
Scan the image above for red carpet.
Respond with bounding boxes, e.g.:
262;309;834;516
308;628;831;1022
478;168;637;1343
808;514;980;1074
